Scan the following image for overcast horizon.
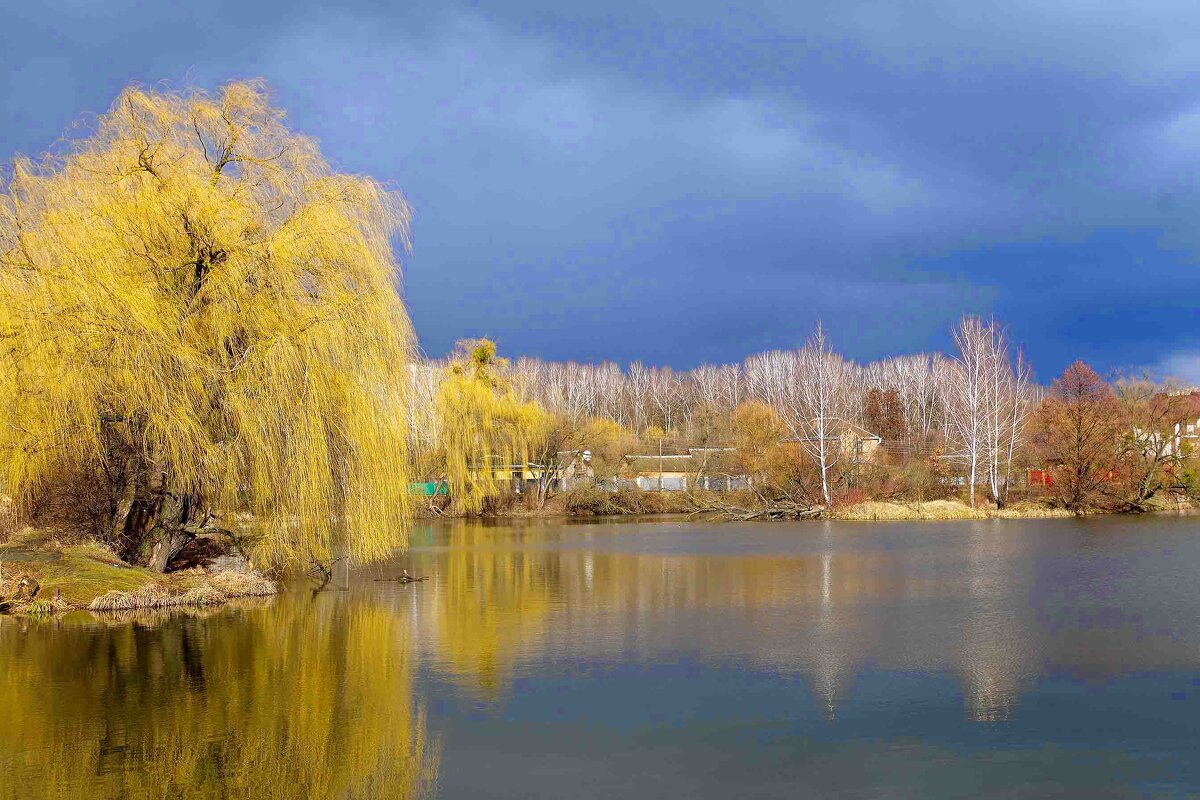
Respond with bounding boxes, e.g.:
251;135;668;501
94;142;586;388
6;2;1200;381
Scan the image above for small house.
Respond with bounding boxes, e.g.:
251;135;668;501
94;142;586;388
619;448;752;492
622;454;693;491
472;449;595;494
781;420;883;465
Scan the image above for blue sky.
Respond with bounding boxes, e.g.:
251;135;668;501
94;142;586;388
4;1;1200;380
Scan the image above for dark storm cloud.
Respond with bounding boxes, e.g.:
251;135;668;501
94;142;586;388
4;1;1200;378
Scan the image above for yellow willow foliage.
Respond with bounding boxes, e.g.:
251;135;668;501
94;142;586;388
0;598;439;799
435;340;547;513
0;81;414;566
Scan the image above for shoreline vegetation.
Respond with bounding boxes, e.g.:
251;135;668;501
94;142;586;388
439;496;1171;522
406;334;1200;529
438;475;1200;521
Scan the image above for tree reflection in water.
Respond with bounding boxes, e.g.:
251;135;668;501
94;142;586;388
7;518;1200;797
0;595;439;800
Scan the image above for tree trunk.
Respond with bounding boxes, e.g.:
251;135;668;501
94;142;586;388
147;524;194;573
108;456;199;572
967;447;977;508
144;490;197;573
107;453;142;552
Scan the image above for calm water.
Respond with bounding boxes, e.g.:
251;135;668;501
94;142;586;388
4;516;1200;799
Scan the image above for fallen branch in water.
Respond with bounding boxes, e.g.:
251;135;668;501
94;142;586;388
688;497;824;521
306;557;346;583
374;570;430;584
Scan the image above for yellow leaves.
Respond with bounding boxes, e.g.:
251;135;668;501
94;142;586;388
0;81;415;567
732;400;787;452
578;417;635;467
434;340;546;514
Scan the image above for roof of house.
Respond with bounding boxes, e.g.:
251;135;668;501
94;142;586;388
621;448;746;476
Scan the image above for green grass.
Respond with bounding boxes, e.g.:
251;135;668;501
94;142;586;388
1;533;160;606
1;528;275;613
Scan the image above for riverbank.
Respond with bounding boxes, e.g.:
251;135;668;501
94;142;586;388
0;529;276;617
420;491;1111;522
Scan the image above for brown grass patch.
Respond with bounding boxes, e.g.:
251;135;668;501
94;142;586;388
992;501;1074;519
206;570;277;597
86;570;276;613
834;500;988;521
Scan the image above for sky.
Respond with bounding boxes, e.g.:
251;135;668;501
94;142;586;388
3;1;1200;381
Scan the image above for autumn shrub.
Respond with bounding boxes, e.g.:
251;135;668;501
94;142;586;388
831;487;870;510
564;485;640;515
24;463;111;543
562;484;696;515
851;463;904;501
637;490;691;514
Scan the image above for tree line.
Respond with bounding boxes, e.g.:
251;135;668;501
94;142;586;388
410;322;1200;516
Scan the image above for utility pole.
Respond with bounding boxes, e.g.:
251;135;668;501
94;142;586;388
659;436;664;492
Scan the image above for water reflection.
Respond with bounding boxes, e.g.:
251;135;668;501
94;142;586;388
5;516;1200;797
0;594;439;800
378;518;1200;722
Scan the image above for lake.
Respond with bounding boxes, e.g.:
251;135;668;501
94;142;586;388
3;516;1200;798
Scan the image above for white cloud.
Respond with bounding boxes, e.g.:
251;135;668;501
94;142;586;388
1147;351;1200;384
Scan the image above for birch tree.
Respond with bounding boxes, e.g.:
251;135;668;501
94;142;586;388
945;318;990;507
946;317;1032;508
626;362;652;432
796;322;848;506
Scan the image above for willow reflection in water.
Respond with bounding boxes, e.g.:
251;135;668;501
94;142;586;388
389;520;1043;718
5;517;1200;798
0;595;439;800
382;518;1200;796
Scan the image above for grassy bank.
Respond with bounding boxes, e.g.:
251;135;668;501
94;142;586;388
832;499;1075;521
0;529;275;617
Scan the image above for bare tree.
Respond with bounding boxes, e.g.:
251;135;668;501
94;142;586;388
945;317;1032;508
945;318;989;507
1116;375;1198;509
744;350;803;436
594;362;625;425
647;366;683;432
796;322;849;506
718;363;743;411
626;361;652;432
692;364;724;411
992;345;1032;507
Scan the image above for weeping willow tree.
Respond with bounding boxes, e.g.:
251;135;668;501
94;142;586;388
435;340;546;514
0;81;415;571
